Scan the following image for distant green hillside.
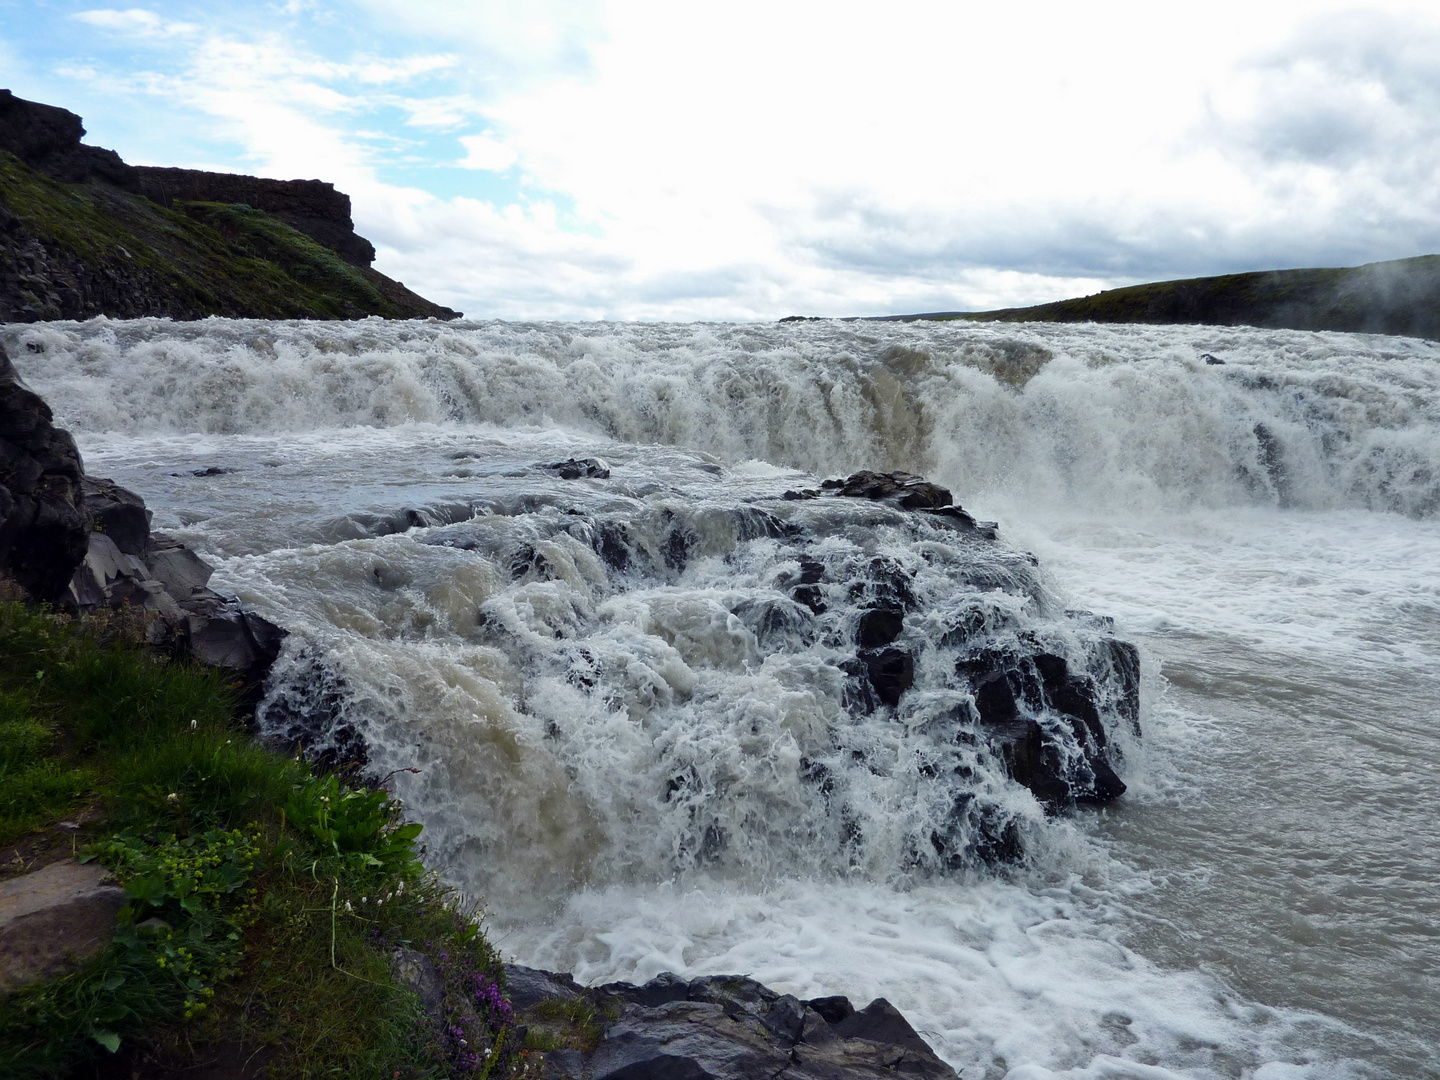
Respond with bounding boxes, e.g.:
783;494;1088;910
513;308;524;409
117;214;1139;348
899;255;1440;339
0;151;457;322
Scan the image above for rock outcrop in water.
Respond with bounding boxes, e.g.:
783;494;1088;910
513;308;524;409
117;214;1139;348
0;89;459;321
506;963;959;1079
261;455;1142;881
0;343;285;701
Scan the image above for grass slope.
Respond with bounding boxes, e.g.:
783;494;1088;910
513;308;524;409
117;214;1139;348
0;152;455;321
888;255;1440;339
0;597;529;1080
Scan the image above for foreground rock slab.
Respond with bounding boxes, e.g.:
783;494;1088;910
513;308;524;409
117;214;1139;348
507;964;958;1080
0;859;124;990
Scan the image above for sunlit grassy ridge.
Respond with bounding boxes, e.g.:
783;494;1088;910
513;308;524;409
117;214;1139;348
947;255;1440;338
0;151;453;321
0;598;529;1079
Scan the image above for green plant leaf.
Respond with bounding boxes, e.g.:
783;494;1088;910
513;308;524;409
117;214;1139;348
93;1031;121;1053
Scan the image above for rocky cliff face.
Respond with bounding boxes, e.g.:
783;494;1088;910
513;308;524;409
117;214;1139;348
0;89;458;322
133;167;377;268
0;89;134;188
0;342;88;601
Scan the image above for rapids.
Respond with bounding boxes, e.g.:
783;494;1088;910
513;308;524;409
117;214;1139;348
6;316;1437;1079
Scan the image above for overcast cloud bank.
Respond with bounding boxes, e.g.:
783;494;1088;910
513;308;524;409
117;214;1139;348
1;0;1437;320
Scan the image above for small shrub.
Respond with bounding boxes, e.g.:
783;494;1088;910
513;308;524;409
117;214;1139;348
285;772;425;877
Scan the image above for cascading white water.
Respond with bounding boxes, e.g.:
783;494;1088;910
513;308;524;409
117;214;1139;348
15;317;1440;517
7;317;1438;1079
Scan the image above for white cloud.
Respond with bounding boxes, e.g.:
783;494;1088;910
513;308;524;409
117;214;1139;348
457;134;518;172
46;0;1440;319
72;8;198;37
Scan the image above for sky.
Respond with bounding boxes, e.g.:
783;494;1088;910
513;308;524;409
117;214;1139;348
2;0;1439;320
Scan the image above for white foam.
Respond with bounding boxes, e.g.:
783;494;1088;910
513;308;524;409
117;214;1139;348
9;318;1440;517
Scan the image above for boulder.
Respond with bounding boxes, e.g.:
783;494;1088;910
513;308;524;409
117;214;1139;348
82;476;152;555
505;963;586;1009
821;470;953;510
542;457;611;480
859;646;915;708
0;343;90;602
0;859;125;990
856;606;904;648
829;998;935;1056
144;535;216;598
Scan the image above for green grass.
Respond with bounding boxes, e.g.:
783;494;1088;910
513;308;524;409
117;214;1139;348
0;152;451;321
0;687;95;844
942;255;1440;338
0;599;530;1079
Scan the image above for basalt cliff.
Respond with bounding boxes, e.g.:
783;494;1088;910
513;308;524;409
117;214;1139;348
0;89;459;322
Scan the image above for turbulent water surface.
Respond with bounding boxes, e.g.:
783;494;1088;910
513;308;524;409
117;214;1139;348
7;317;1439;1080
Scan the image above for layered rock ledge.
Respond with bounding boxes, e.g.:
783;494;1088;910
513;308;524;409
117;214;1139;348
506;964;959;1080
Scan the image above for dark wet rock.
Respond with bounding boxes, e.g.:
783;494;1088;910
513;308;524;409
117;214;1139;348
0;360;288;704
792;584;827;614
144;535;216;598
931;792;1025;867
257;651;364;771
543;457;611;480
804;996;855;1024
663;525;693;572
595;521;633;571
856;606;904;648
82;476;152;555
859;646;915;708
0;343;89;602
192;466;231;477
187;607;287;700
729;506;791;542
1033;653;1105;747
1085;755;1128;803
1253;422;1289;503
783;488;821;500
839;656;879;715
853;556;918;612
796;559;825;585
789;559;829;613
1103;638;1142;735
822;469;954;510
829;997;935;1056
957;644;1129;809
599;970;691;1008
511;542;559;581
1201;353;1224;364
731;595;814;647
508;964;958;1080
924;504;1000;540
